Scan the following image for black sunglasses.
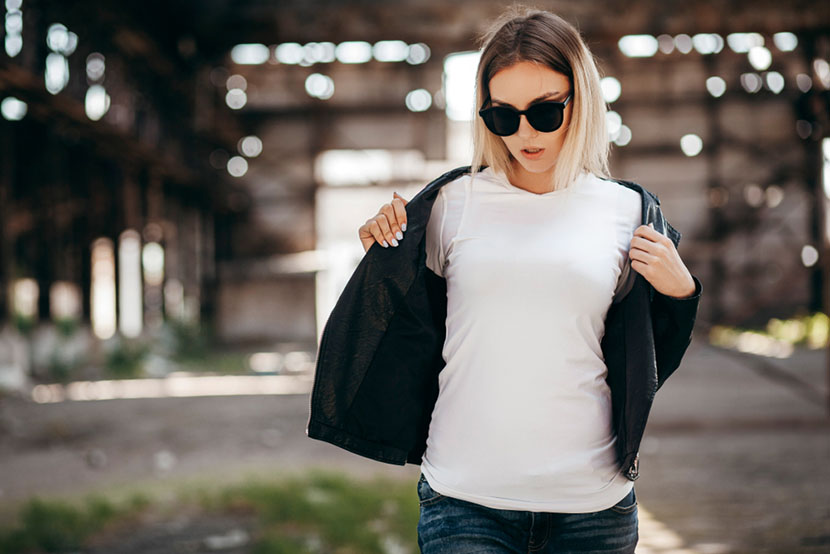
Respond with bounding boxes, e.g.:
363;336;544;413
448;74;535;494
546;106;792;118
478;94;572;136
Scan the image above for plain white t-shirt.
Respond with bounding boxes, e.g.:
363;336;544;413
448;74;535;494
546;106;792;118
420;166;641;512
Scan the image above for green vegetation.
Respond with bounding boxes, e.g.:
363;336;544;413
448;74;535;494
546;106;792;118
710;311;828;352
0;494;149;553
202;469;419;553
0;471;420;553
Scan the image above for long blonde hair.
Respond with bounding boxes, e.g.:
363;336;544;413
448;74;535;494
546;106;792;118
470;4;611;191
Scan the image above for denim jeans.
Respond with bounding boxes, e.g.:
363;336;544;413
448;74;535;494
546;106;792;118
416;473;638;553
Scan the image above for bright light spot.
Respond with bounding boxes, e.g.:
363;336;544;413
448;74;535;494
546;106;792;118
706;76;727;97
740;73;763;93
46;23;77;55
743;183;764;207
118;230;143;338
618;35;658;57
796;73;812;92
12;278;38;319
814;59;830;89
225;88;247;109
227;155;248;177
6;0;23;10
373;40;409;62
692;33;724;54
606;110;622;137
801;245;819;267
600;77;621;103
614;124;632;146
45;53;69;94
773;32;798;52
444;50;479;121
249;352;283;373
680;134;703;156
91;238;117;340
305;73;334;99
1;96;27;120
86;52;105;82
748;46;772;71
406;43;430;64
765;185;784;208
302;42;336;64
142;242;165;286
50;282;81;321
335;41;372;64
765;71;785;93
239;136;263;157
275;42;304;64
231;43;269;65
657;34;675;54
85;85;111;121
405;88;432;112
315;149;425;187
5;34;22;57
226;74;247;91
674;34;693;54
727;32;764;53
5;9;22;33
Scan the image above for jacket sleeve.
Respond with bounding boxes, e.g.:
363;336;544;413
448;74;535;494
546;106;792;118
652;259;702;389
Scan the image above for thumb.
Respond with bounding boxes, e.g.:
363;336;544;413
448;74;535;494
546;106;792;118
393;192;408;205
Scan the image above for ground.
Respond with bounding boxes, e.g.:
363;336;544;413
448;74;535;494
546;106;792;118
0;338;828;553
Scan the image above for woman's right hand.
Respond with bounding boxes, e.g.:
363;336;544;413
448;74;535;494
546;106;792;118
358;192;409;253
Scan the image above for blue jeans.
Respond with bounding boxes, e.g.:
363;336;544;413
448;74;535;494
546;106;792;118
416;473;638;553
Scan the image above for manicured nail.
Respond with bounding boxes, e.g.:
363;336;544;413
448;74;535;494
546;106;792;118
401;223;407;232
396;231;403;240
391;238;399;247
382;240;389;248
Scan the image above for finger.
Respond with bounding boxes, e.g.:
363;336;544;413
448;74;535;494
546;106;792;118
375;213;399;247
367;219;389;248
391;198;408;234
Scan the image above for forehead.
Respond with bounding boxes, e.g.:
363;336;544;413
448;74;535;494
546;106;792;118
488;61;570;104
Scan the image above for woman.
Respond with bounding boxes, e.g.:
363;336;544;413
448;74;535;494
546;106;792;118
308;5;702;553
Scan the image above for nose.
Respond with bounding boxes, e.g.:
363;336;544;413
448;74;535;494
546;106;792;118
517;113;536;137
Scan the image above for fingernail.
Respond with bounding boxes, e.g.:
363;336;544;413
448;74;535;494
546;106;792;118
396;231;403;240
401;223;407;232
382;240;389;248
391;238;399;247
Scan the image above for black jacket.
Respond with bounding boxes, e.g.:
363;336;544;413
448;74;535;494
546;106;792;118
306;165;702;481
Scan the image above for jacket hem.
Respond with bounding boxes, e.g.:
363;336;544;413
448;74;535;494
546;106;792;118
307;419;408;466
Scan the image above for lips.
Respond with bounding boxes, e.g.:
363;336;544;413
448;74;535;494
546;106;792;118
521;147;545;159
522;147;544;153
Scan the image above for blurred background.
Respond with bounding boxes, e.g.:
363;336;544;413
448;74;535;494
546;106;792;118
0;0;829;552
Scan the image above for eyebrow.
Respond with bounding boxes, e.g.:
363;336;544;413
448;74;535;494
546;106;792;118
490;91;565;108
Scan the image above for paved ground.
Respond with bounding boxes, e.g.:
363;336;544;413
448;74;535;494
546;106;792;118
0;337;828;553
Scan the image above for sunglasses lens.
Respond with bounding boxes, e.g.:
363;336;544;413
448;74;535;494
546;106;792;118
483;107;519;136
526;103;564;132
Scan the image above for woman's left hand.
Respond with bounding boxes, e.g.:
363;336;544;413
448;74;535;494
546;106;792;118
629;223;697;299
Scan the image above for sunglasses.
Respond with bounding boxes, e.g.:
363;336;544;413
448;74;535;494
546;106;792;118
478;94;572;136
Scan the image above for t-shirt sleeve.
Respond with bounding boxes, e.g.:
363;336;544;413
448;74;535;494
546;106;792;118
425;187;448;276
612;186;643;304
425;177;467;277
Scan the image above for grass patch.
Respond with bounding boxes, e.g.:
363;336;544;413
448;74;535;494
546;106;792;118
0;493;149;553
205;469;420;553
0;470;420;553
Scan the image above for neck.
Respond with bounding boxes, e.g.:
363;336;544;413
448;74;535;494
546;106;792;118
508;159;557;194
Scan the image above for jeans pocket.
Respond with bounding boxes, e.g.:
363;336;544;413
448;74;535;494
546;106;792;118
609;488;638;515
417;473;447;506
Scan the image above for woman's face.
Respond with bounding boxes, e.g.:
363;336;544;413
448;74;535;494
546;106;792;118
486;61;573;179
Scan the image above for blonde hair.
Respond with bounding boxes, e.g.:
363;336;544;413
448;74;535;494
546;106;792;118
470;4;611;191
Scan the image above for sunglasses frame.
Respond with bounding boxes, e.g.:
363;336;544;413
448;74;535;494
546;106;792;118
478;94;572;136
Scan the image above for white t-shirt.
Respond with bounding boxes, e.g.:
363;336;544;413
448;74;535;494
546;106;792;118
420;166;641;513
